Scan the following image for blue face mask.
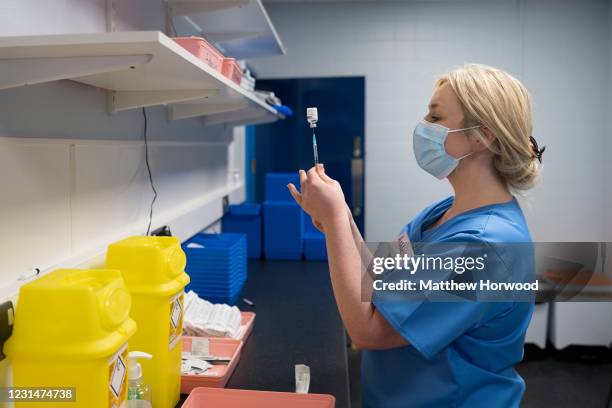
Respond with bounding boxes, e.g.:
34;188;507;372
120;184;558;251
412;120;481;179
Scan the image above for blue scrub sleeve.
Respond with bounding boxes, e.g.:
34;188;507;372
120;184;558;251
374;298;491;360
373;236;507;360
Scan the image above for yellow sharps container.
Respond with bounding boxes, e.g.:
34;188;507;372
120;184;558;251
106;236;190;408
4;268;136;408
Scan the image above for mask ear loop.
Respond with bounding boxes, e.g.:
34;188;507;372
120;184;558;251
448;125;482;159
447;125;481;133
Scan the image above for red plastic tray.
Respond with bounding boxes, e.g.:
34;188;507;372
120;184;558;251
236;311;255;341
181;337;243;394
173;36;224;72
221;58;243;85
181;388;336;408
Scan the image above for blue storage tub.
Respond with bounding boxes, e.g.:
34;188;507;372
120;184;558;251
265;173;300;202
263;201;304;260
303;214;327;261
222;203;262;259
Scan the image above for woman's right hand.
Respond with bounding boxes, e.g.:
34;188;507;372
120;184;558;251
311;218;325;233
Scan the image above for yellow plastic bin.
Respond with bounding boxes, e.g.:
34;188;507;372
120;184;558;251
4;268;136;408
106;236;190;408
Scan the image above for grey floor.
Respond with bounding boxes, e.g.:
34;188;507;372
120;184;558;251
348;344;612;408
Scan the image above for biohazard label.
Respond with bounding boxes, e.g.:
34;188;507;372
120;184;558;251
171;299;181;329
108;344;128;408
169;291;184;350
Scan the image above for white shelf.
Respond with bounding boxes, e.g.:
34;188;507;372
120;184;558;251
0;31;283;125
171;0;286;59
168;0;250;16
0;181;244;302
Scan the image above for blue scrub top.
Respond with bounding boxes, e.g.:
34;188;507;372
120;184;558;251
362;196;535;408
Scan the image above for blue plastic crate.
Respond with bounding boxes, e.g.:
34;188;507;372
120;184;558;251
265;173;300;202
183;233;247;297
304;235;327;260
303;214;327;260
303;215;326;260
196;290;243;306
263;201;304;260
222;203;262;259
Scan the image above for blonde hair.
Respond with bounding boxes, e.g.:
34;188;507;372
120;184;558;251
435;64;540;191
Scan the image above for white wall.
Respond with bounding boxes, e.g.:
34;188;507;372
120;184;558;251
607;0;612;243
251;0;610;243
0;0;249;390
0;3;246;303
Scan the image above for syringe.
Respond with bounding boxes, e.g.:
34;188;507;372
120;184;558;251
312;133;319;165
306;107;319;166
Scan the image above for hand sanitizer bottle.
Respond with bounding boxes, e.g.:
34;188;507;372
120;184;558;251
127;351;153;408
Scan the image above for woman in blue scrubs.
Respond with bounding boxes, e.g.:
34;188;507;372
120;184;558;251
288;64;545;407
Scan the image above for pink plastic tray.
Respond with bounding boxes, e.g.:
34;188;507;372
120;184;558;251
181;388;336;408
221;58;243;85
181;337;243;394
236;312;255;342
173;36;224;71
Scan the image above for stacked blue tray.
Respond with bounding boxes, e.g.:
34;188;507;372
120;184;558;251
182;233;247;305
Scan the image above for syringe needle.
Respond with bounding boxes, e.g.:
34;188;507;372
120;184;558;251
313;132;319;165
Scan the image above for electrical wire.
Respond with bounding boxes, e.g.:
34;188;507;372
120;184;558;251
142;107;158;236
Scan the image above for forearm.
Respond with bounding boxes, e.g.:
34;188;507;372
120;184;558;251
326;208;409;350
288;167;406;349
346;206;365;248
324;213;376;343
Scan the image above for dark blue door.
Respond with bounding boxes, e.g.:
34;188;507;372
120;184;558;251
252;77;365;233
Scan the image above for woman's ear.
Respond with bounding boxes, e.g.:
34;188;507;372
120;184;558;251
473;126;496;152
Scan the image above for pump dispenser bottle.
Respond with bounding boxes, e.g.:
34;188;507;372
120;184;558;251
127;351;153;408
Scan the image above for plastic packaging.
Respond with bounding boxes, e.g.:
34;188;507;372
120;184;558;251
180;337;244;393
295;364;311;394
128;351;153;408
4;268;136;408
183;291;242;338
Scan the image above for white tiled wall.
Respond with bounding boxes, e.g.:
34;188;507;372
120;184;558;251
0;0;248;391
607;0;612;244
251;0;610;243
0;3;245;295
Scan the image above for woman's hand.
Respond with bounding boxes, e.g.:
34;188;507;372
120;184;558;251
287;164;347;229
311;218;325;233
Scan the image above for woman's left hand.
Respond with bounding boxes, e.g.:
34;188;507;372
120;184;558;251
287;164;347;228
